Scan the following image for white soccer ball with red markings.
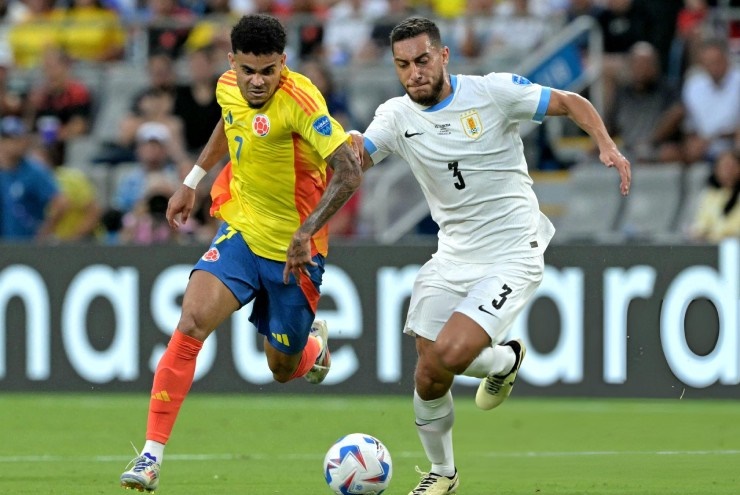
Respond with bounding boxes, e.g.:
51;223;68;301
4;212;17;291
323;433;393;495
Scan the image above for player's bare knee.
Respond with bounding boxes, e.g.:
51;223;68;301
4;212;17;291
415;379;449;401
435;342;471;375
176;312;210;341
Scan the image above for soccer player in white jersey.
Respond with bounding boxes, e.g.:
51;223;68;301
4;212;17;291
350;17;631;495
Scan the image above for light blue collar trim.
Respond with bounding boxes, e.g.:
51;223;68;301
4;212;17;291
423;75;457;112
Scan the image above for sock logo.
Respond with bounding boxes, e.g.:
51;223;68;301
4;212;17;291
151;390;171;402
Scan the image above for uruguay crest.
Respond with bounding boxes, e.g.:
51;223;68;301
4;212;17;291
460;111;482;139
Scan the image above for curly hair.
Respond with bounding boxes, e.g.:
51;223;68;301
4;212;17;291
389;17;442;49
231;14;287;56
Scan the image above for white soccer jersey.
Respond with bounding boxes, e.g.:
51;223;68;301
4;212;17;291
365;72;556;263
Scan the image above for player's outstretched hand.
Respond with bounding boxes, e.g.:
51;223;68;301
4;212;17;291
600;147;631;196
166;185;196;229
283;230;317;285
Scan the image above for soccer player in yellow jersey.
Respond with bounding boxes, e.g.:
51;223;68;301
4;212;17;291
120;14;363;493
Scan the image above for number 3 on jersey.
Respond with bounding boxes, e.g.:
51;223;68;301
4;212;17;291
448;161;466;189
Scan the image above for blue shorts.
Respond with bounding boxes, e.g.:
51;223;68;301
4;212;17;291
193;222;325;355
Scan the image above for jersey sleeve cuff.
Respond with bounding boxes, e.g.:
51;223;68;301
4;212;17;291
533;86;551;123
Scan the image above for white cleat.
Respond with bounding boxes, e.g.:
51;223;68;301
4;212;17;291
120;452;160;493
408;467;459;495
475;339;526;410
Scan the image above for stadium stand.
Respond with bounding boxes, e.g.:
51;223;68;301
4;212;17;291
1;0;739;244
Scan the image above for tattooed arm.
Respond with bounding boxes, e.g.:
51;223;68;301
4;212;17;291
283;140;363;284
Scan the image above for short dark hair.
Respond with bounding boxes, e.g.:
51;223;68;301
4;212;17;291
231;14;287;56
390;17;442;48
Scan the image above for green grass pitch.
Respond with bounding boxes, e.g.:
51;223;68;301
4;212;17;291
0;393;737;494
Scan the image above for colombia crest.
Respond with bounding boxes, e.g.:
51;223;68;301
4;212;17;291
252;114;270;137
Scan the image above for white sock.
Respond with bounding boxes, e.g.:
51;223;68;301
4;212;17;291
413;390;455;478
142;440;165;464
462;344;515;378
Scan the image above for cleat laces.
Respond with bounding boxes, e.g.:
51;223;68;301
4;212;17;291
484;374;506;394
411;466;453;495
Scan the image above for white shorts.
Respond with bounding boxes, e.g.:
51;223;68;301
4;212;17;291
404;255;544;344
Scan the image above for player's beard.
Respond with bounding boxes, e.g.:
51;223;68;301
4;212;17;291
406;73;445;107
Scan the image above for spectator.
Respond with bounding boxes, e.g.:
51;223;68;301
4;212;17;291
145;0;196;59
183;0;239;54
640;0;682;75
129;51;178;120
100;207;124;244
299;58;355;130
668;0;710;88
689;149;740;242
564;0;604;56
323;0;386;66
24;47;93;166
426;0;466;19
566;0;602;22
59;0;126;63
484;0;554;55
452;0;496;60
112;121;182;214
173;46;222;154
117;88;188;164
606;42;683;163
0;0;29;27
7;0;61;69
51;162;103;242
355;0;416;63
518;0;570;19
596;0;648;56
120;172;179;244
681;38;740;163
291;0;327;61
95;52;182;165
594;0;650;111
0;44;23;118
0;116;67;241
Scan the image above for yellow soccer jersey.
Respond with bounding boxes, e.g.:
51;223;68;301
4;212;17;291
214;66;350;261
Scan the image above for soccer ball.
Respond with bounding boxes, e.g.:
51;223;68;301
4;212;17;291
323;433;393;495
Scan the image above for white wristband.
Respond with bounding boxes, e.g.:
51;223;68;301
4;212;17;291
183;165;207;189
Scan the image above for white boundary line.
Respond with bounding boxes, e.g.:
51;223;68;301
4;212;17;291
1;450;739;463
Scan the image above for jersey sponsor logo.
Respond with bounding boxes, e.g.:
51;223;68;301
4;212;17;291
312;115;332;136
252;114;270;136
202;247;220;262
460;110;482;139
225;111;233;125
404;130;424;138
511;74;532;85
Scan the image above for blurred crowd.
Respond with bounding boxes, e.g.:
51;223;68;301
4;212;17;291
0;0;738;245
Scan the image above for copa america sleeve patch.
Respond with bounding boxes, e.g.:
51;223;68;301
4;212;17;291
313;115;333;136
511;74;532;85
